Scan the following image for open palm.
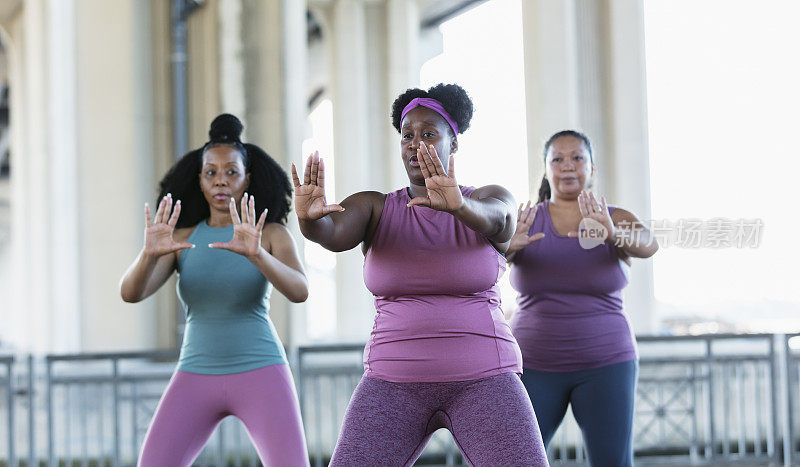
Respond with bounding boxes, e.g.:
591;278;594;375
568;190;615;241
209;193;267;258
292;151;343;220
508;201;545;254
407;143;463;212
143;194;193;257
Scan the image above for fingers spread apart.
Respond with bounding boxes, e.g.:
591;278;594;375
167;200;181;228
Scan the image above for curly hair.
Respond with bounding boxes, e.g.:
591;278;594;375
537;130;593;203
390;83;474;135
157;114;292;227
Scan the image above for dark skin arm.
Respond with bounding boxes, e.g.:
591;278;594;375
292;152;385;252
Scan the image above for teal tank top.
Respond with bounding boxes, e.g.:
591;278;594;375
175;220;287;374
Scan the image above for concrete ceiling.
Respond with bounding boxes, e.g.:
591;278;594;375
308;0;487;29
418;0;486;28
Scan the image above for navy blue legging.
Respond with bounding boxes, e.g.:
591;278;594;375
520;359;638;467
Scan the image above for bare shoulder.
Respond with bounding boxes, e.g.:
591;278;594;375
262;221;291;239
173;225;197;243
260;222;301;255
343;190;387;207
471;184;514;200
172;225;198;261
261;221;297;244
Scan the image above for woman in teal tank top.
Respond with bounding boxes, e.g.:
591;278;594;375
120;114;310;466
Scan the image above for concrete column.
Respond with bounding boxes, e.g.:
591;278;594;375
47;0;81;351
0;20;18;350
330;0;374;341
363;3;390;190
187;0;221;143
149;0;179;350
218;0;246;118
385;0;420;189
521;0;656;333
240;0;308;347
521;0;580;188
4;3;38;352
75;0;157;350
599;0;655;333
15;0;53;353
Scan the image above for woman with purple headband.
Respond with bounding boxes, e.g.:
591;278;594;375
507;130;659;466
293;83;548;465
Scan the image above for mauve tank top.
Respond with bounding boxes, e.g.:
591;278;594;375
362;186;522;382
509;200;638;372
176;220;286;374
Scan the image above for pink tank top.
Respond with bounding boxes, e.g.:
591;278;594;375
362;186;522;382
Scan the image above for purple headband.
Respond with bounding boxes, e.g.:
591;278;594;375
400;97;459;135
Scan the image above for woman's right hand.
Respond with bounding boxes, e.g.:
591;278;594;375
143;193;194;258
291;151;344;221
507;201;545;255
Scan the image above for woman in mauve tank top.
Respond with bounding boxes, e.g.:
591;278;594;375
507;130;659;466
293;83;548;466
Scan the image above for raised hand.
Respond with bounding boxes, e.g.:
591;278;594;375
143;193;194;258
291;151;344;221
209;193;268;258
407;143;463;212
567;190;616;241
508;201;545;254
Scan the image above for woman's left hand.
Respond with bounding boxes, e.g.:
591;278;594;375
568;190;616;242
209;193;268;258
407;143;463;212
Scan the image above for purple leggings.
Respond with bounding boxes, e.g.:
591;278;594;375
138;364;309;466
330;372;549;466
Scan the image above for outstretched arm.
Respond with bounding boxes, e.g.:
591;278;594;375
293;152;383;252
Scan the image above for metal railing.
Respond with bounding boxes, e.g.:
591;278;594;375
636;334;778;464
0;355;14;465
1;333;799;466
784;333;800;466
536;334;780;466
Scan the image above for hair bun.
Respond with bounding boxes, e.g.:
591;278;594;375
208;114;243;143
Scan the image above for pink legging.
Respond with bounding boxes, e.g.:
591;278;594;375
138;364;309;466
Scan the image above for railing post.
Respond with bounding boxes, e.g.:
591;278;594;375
690;362;699;462
28;355;35;467
112;358;120;467
706;337;715;459
6;357;15;467
131;382;138;463
46;357;54;467
783;334;794;467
